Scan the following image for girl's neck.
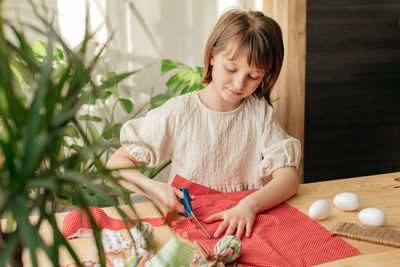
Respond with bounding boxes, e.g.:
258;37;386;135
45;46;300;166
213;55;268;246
198;84;243;112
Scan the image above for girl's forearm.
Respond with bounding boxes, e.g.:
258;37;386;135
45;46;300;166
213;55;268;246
117;167;153;197
242;166;299;214
106;147;154;197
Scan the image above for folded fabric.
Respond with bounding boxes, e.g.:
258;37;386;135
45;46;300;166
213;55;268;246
145;237;194;267
62;206;165;239
170;175;360;267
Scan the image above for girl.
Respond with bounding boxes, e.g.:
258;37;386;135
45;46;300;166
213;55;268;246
107;9;301;239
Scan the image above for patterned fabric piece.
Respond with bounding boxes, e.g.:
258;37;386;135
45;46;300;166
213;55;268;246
145;237;194;267
64;257;112;267
101;229;132;253
62;206;165;239
130;221;154;248
171;175;360;267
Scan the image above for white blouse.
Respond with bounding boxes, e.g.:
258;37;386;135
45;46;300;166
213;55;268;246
120;91;301;193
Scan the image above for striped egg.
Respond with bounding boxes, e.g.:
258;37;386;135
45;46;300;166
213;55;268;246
214;235;242;263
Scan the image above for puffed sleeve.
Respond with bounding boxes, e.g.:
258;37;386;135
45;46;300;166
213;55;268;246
119;98;177;168
258;104;301;178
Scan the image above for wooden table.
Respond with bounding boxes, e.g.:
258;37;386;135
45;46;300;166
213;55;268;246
287;172;400;266
23;172;400;266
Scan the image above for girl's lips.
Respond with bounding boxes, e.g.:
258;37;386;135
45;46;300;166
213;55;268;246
227;89;241;96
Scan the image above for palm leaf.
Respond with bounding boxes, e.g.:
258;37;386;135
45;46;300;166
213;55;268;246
0;1;164;265
0;230;19;266
11;196;38;266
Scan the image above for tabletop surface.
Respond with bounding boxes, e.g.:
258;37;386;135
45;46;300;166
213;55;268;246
21;172;400;266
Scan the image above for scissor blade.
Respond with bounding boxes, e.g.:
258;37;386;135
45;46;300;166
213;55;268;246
190;212;211;239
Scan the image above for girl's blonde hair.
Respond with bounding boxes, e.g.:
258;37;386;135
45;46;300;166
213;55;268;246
202;9;284;105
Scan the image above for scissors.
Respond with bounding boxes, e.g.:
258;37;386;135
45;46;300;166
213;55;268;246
180;187;212;239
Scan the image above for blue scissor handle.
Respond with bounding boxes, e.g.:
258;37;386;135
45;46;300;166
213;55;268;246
180;187;192;217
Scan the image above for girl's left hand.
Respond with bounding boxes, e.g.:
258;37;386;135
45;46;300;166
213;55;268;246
203;200;256;239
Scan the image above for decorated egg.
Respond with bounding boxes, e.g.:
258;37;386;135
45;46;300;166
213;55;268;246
213;235;242;263
308;199;331;220
358;208;387;226
333;192;361;211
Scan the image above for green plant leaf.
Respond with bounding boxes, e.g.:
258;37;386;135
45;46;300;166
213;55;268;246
12;197;39;266
196;66;204;77
100;72;119;97
161;59;190;75
119;98;134;113
150;93;171;109
101;123;112;140
0;230;19;266
64;125;80;138
166;70;192;95
86;121;103;144
37;204;82;265
54;47;64;61
21;36;54;179
102;90;112;100
60;172;116;206
102;123;122;140
181;72;204;95
22;131;48;181
78;114;103;123
112;123;123;137
32;40;47;58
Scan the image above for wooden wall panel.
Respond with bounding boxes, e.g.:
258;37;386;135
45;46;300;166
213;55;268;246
304;0;400;182
263;0;307;182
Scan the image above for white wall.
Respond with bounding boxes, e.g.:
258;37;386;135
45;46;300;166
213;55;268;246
3;0;262;97
81;0;262;97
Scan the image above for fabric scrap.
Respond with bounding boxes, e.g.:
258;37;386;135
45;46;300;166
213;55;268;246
64;257;112;267
145;237;194;267
101;228;132;253
62;206;165;239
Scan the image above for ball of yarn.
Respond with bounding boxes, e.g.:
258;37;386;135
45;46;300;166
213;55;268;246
213;235;242;263
130;221;154;248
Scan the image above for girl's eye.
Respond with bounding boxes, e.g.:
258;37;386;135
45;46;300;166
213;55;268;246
248;76;259;80
226;67;236;73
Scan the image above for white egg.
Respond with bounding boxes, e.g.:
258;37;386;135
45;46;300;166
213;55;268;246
333;192;361;211
309;199;331;220
358;208;387;226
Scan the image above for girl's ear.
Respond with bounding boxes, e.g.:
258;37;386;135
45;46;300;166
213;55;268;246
210;54;215;66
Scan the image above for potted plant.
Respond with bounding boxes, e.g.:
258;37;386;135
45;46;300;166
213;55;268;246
0;3;140;266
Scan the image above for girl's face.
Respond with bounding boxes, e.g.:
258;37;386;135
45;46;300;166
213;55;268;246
209;48;266;110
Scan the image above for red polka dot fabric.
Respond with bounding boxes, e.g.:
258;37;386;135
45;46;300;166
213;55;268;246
170;175;360;267
62;206;165;239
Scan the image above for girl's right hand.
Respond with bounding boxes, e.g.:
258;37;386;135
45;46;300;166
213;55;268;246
145;180;189;214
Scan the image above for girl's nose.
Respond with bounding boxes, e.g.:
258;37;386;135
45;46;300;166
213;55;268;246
233;74;245;90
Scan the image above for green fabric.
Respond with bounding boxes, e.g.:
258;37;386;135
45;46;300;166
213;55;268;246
146;237;193;267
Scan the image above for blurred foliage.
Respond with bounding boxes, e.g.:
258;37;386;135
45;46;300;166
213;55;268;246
0;3;145;266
